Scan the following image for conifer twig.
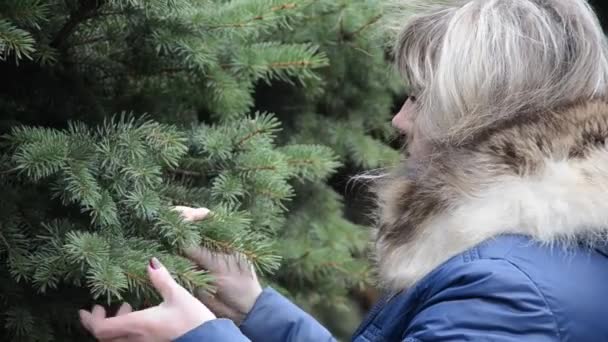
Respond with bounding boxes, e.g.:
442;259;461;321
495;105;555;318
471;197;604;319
0;232;11;253
237;165;277;172
207;3;300;29
51;0;104;49
235;128;266;147
340;13;382;43
287;159;314;166
160;67;192;74
171;169;203;177
350;14;382;37
269;60;314;68
71;36;109;47
201;237;260;262
237;160;315;173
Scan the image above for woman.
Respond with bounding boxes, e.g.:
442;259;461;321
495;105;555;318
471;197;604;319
79;0;608;340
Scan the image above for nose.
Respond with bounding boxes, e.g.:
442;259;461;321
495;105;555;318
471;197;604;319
391;114;401;129
392;108;411;134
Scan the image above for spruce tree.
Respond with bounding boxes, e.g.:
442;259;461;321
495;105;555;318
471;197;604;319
0;0;401;340
0;1;343;340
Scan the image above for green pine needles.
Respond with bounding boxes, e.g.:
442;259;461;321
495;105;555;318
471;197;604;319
2;111;340;340
7;109;342;291
0;0;398;340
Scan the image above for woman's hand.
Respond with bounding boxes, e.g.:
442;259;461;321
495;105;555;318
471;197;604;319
174;206;263;325
79;257;216;341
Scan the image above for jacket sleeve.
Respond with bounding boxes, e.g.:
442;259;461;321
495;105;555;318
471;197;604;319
174;288;335;342
174;319;250;342
239;287;336;342
402;259;560;342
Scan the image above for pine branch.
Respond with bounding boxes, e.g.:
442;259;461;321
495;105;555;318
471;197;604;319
231;42;329;84
0;232;11;253
287;159;315;166
236;165;277;172
70;35;110;47
0;19;36;62
236;128;266;147
159;67;192;74
206;3;299;29
0;0;395;338
202;67;254;117
346;14;382;39
234;112;282;147
0;0;50;29
299;3;347;23
198;234;280;274
170;168;203;177
51;0;105;49
270;60;314;68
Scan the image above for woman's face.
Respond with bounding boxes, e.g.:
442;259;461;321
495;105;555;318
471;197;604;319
392;96;430;160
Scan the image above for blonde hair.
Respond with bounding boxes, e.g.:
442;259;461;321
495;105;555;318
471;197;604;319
389;0;608;145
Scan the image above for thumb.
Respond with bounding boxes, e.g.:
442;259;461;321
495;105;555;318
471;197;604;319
148;257;179;302
173;206;211;222
183;246;217;271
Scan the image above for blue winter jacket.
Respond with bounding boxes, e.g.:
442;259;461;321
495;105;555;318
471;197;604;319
174;234;608;341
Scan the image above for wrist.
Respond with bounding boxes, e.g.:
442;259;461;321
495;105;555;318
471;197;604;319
235;285;267;327
175;302;216;337
245;283;263;312
229;284;263;325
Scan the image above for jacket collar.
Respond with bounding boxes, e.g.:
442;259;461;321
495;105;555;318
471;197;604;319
374;101;608;291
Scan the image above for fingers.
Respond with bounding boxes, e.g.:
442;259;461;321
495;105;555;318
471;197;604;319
80;257;183;341
80;304;139;340
100;304;134;342
79;309;95;332
184;246;253;274
194;288;236;319
88;308;154;339
80;304;109;332
148;257;181;302
116;303;132;316
173;206;211;222
92;304;107;321
183;246;218;271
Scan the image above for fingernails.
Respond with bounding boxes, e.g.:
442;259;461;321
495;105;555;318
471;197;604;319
149;257;162;270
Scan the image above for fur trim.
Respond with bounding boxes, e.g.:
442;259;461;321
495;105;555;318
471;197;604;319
375;101;608;291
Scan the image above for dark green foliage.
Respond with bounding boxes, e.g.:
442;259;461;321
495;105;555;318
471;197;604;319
257;2;403;335
0;0;398;340
2;112;342;340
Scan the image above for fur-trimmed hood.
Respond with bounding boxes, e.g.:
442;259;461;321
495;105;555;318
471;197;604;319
375;101;608;291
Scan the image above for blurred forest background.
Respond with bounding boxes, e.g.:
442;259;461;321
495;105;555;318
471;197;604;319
1;0;608;341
